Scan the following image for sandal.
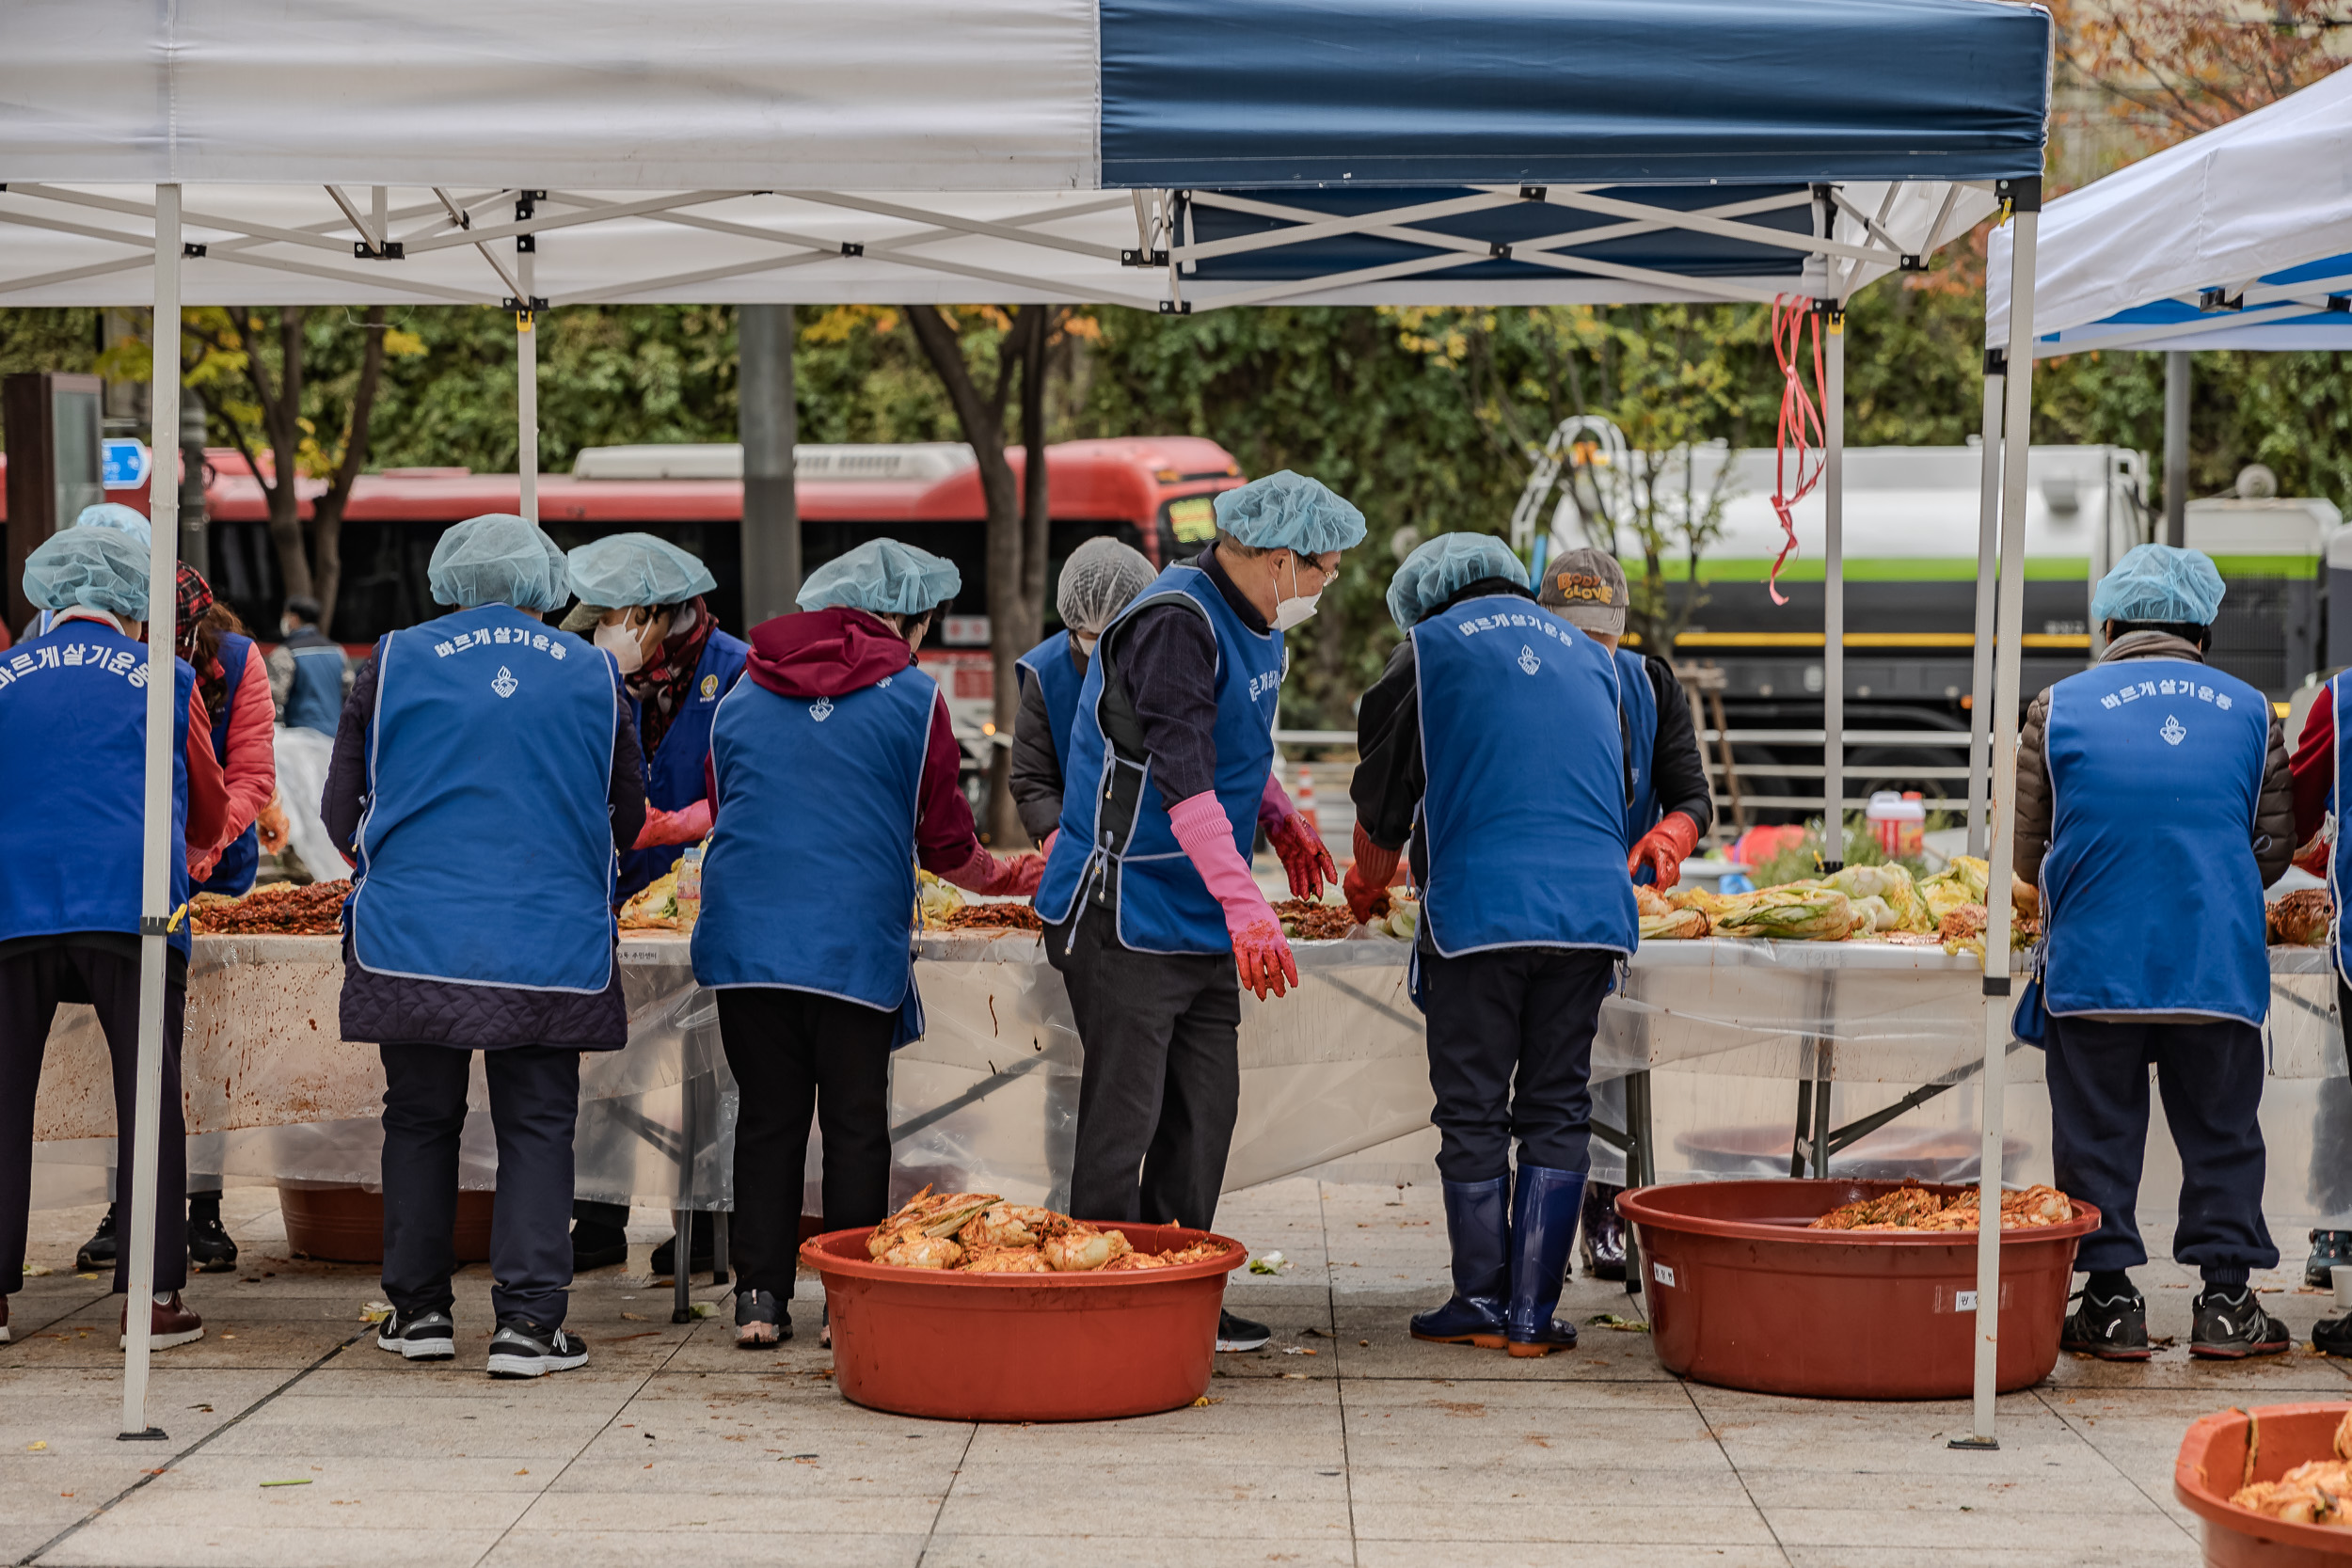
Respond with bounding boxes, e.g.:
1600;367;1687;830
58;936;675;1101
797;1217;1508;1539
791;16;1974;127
734;1288;789;1349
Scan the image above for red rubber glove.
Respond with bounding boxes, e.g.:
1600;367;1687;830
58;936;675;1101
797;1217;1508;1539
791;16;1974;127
1343;822;1401;926
1259;775;1338;900
1170;789;1297;999
1040;829;1059;863
2296;830;2331;879
941;843;1046;896
633;798;714;851
1628;810;1700;890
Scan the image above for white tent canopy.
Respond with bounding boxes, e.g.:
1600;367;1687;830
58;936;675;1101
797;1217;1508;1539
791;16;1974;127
1987;65;2352;356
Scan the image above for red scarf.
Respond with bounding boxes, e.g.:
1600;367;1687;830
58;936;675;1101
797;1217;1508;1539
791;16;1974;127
631;595;717;757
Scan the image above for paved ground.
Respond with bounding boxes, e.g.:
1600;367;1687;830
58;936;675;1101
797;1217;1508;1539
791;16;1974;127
5;1180;2344;1567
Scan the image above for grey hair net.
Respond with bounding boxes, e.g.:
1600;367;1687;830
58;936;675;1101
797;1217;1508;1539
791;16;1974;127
1385;532;1531;630
564;531;717;611
24;526;154;620
1056;536;1156;635
426;514;571;611
74;501;154;549
1212;471;1368;556
796;538;961;617
2090;543;2226;626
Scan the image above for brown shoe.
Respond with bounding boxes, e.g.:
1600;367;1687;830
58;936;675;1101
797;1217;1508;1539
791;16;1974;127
118;1291;205;1351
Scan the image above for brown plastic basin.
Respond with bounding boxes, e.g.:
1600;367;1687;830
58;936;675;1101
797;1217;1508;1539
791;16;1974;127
801;1223;1246;1422
2176;1404;2352;1564
278;1180;495;1264
1617;1179;2099;1399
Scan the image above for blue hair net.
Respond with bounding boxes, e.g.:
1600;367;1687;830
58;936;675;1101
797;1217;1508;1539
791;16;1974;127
74;501;153;549
564;532;717;609
1386;532;1529;630
2090;543;2226;626
426;514;570;611
1212;471;1368;556
797;538;961;617
24;526;153;620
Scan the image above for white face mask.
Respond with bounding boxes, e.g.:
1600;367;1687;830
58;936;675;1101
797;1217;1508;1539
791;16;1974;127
595;618;647;674
1269;553;1324;632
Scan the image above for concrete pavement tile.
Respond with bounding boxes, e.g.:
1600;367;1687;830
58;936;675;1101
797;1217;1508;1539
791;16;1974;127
2044;1345;2352;1391
1764;1505;2195;1552
511;1490;940;1531
0;1497;101;1566
1346;1465;1750;1504
152;1452;561;1494
1341;1376;1695;1412
544;1456;958;1497
1353;1499;1776;1545
38;1521;506;1567
80;1479;537;1530
934;1489;1351;1541
1356;1546;1788;1568
202;1399;617;1460
478;1529;927;1566
1732;1464;2158;1513
923;1537;1354;1567
1780;1551;2195;1568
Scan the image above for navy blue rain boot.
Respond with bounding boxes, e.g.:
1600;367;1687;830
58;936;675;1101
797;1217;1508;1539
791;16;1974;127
1507;1165;1584;1357
1409;1177;1510;1348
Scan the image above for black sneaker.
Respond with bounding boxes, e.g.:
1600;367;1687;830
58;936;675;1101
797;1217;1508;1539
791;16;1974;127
2060;1288;2151;1361
649;1217;714;1279
486;1319;589;1379
571;1220;628;1274
376;1307;456;1362
188;1212;238;1274
734;1289;789;1350
2308;1230;2352;1290
76;1203;118;1273
2316;1313;2352;1357
1216;1309;1272;1353
2191;1287;2291;1359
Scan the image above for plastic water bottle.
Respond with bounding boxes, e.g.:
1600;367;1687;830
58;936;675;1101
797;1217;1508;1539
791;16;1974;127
675;844;704;928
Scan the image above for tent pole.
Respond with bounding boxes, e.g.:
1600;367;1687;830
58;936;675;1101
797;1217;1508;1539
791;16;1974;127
1961;191;2040;1452
1965;358;2006;858
2163;351;2189;546
121;182;183;1443
739;302;801;621
516;247;539;524
1822;312;1845;868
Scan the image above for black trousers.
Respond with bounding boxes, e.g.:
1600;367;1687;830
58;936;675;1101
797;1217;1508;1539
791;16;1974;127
0;944;186;1295
1421;945;1613;1184
717;986;896;1297
380;1042;580;1327
2045;1012;2278;1281
1048;911;1242;1230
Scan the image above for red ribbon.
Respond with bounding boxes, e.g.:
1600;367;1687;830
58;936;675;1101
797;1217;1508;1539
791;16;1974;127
1767;296;1827;608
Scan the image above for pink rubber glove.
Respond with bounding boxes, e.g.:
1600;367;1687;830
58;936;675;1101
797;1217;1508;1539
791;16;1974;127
633;797;713;851
941;842;1046;896
1170;789;1297;999
1041;829;1059;862
1259;774;1337;900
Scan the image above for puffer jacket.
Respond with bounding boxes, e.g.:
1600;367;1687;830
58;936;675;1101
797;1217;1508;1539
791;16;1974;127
2013;630;2293;886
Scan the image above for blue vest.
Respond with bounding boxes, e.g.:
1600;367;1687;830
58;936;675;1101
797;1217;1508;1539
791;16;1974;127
1015;630;1085;780
1035;562;1283;956
691;664;938;1012
0;621;196;958
193;632;260;897
1413;594;1636;958
282;630;346;736
347;605;619;991
616;628;749;899
1617;645;1660;847
2042;658;2270;1025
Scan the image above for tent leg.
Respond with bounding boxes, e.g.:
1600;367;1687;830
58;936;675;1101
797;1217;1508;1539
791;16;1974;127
1959;196;2040;1452
516;249;539;524
1821;314;1845;867
2164;351;2189;547
739;303;801;621
121;182;183;1443
1965;361;2005;858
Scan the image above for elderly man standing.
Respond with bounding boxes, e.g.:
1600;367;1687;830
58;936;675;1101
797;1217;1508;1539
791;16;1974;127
1036;472;1362;1354
326;515;646;1379
2017;544;2294;1362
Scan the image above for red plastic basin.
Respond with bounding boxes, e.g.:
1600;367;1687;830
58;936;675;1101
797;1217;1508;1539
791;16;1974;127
800;1222;1247;1422
2177;1404;2352;1564
1618;1179;2100;1400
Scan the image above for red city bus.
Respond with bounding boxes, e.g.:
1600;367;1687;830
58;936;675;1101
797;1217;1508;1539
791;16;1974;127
2;436;1248;744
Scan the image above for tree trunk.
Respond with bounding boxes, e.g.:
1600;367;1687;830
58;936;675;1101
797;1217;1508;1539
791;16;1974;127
259;309;314;605
309;308;390;635
1017;308;1051;646
905;305;1028;846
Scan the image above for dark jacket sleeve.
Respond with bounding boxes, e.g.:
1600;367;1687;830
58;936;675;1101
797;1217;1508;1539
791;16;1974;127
320;654;377;863
2293;683;2335;847
608;692;648;853
915;692;987;873
1644;656;1712;837
2012;686;2054;885
1115;602;1221;805
1009;664;1065;843
1349;640;1423;852
2257;707;2295;886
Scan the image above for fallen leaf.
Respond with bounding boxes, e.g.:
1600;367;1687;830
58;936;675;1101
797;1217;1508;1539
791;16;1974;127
222;1333;237;1339
22;1263;52;1277
1359;1339;1371;1347
1190;1396;1224;1407
1280;1371;1309;1380
76;1273;99;1280
260;1478;312;1487
515;1469;529;1476
620;1312;647;1322
25;1441;46;1451
189;1403;214;1413
690;1302;715;1319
